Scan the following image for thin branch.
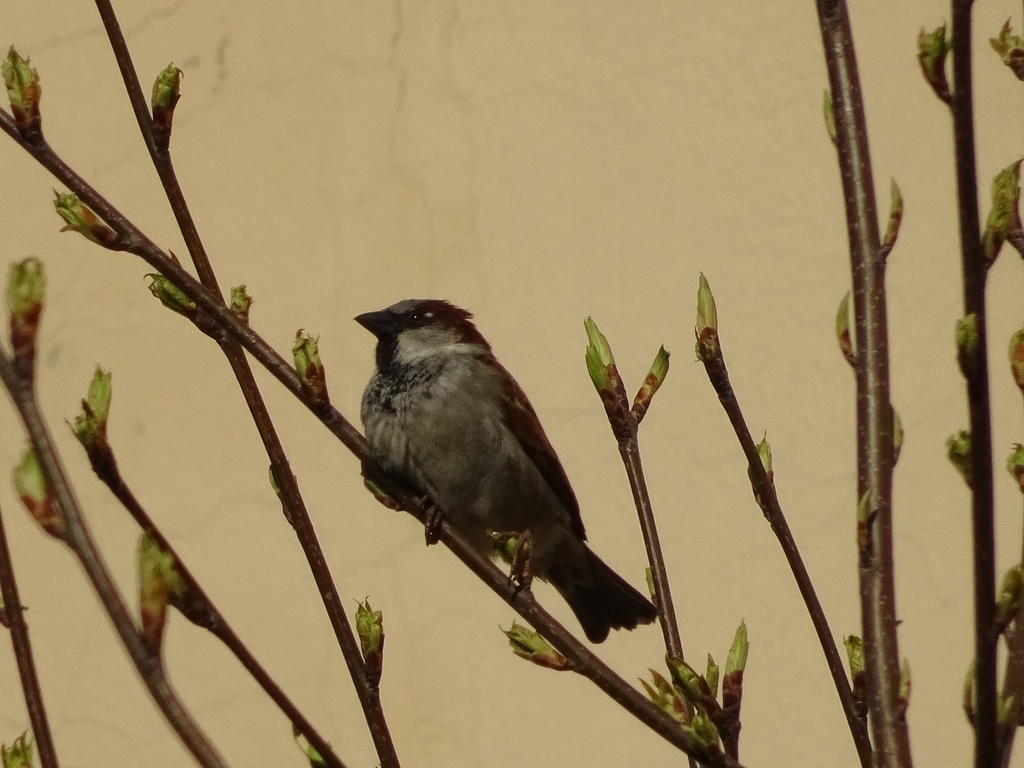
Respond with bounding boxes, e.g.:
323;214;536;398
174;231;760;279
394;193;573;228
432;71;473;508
815;2;911;767
621;438;685;662
699;338;873;768
414;504;742;768
0;504;59;768
0;354;228;768
950;2;999;765
604;395;698;764
0;110;745;767
88;4;400;764
84;449;348;768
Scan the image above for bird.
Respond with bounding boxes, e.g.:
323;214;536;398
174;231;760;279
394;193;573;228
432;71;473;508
356;298;657;643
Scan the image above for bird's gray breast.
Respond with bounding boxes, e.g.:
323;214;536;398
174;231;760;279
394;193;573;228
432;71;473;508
361;356;562;552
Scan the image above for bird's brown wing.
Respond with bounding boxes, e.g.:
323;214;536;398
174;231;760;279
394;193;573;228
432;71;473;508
498;363;587;541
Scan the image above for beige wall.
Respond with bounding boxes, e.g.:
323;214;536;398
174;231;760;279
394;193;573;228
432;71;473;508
0;1;1021;766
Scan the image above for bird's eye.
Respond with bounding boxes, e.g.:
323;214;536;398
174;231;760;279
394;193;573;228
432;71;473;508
409;312;420;322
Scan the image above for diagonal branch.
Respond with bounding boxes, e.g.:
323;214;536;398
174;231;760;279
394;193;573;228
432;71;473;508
698;324;873;768
0;108;744;768
79;438;348;768
0;353;227;768
814;3;911;767
89;3;400;765
0;503;59;768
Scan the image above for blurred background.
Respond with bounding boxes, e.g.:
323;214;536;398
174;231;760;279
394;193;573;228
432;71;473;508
0;1;1021;766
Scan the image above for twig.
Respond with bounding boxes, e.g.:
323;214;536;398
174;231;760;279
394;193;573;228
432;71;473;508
592;363;698;762
83;448;348;768
699;335;873;768
618;443;703;755
814;3;911;767
0;353;228;768
949;2;999;765
587;330;685;662
88;4;401;765
0;504;59;768
413;503;743;767
0;109;745;767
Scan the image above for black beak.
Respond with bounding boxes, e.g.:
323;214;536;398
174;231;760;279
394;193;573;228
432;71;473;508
354;309;397;338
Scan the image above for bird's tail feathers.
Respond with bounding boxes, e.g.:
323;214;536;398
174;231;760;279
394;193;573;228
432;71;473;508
548;547;658;643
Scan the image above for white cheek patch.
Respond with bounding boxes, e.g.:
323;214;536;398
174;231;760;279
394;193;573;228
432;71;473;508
395;328;472;364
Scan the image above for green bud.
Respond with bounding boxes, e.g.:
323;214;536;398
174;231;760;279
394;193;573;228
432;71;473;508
705;653;720;700
583;317;617;394
632;345;670;423
6;258;45;378
53;191;121;249
0;733;33;768
1007;444;1024;494
964;660;976;725
695;272;719;361
230;285;253;323
292;726;326;768
146;273;196;318
996;565;1024;631
844;635;865;677
683;710;721;749
361;475;400;510
489;531;519;566
6;258;44;328
2;47;41;142
645;566;656;602
755;435;773;478
898;658;911;715
856;491;872;523
947;430;972;487
822;89;836;146
835;291;855;366
856;491;873;554
151;63;182;149
13;450;62;540
293;330;329;404
665;654;705;703
999;693;1017;731
72;367;113;444
880;179;904;256
268;465;282;500
892;408;905;466
138;532;183;656
356;599;385;685
503;622;571;671
956;313;979;376
151;64;182;112
640;668;687;723
917;25;951;104
725;620;748;676
982;160;1022;268
1009;328;1024;392
991;20;1024;81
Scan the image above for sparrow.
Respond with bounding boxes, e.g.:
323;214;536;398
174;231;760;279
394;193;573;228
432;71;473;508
356;298;657;643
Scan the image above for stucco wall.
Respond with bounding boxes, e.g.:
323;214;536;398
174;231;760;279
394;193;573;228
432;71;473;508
0;2;1020;767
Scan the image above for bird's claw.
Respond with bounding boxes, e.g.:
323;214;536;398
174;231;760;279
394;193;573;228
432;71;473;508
507;529;534;596
423;502;443;546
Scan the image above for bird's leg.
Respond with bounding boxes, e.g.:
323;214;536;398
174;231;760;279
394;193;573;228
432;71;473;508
423;501;444;545
508;529;534;596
